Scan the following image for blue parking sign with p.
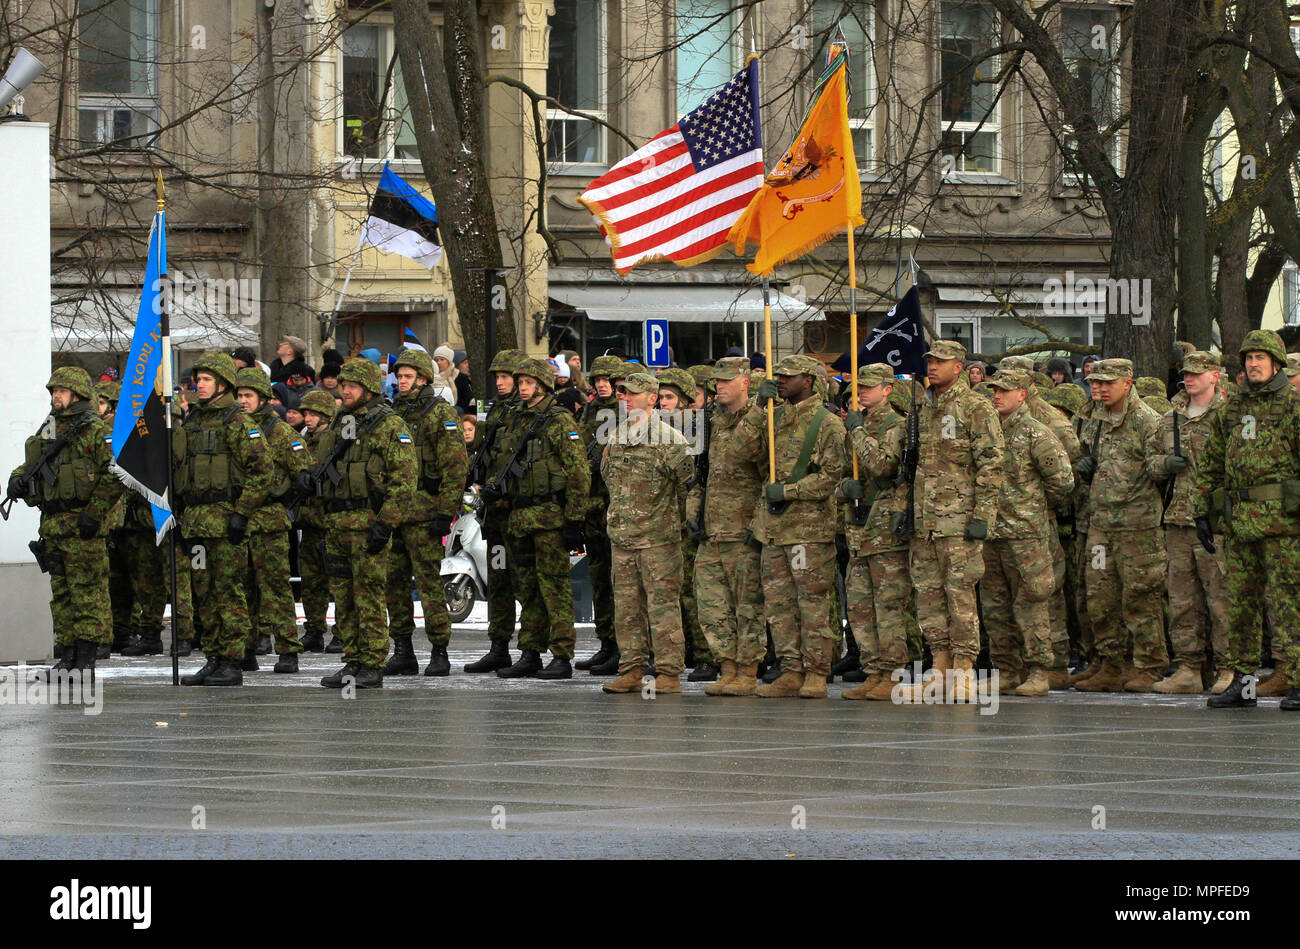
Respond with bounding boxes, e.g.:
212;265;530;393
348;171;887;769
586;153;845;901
645;319;670;368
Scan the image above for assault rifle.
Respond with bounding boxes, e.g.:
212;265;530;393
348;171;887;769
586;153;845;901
1;415;93;521
1160;410;1182;525
892;379;920;537
289;415;358;520
482;412;548;504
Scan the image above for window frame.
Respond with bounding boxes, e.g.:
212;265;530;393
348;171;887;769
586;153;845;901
336;19;428;174
810;0;876;173
937;1;1003;180
1059;5;1122;188
673;0;740;121
76;0;162;151
546;0;609;172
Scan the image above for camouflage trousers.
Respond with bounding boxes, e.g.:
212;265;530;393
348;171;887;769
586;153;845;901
1060;525;1084;660
509;529;574;659
844;548;910;676
585;511;615;644
909;534;986;662
981;536;1055;676
325;529;390;668
187;536;251;659
299;526;329;636
125;529;195;641
1073;520;1094;656
680;535;712;663
1047;526;1070;668
48;533;112;647
108;531;132;640
612;540;685;676
1225;534;1300;685
761;541;837;676
694;539;765;665
1165;525;1228;667
245;531;302;654
1084;526;1168;673
484;510;516;644
386;521;451;646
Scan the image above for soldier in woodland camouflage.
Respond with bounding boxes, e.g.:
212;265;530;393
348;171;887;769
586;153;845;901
297;389;337;652
1197;330;1300;710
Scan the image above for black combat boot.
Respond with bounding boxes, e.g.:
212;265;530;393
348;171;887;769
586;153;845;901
383;635;419;675
325;632;344;654
174;638;193;658
1280;689;1300;712
182;655;221;686
353;664;384;689
255;634;272;656
497;649;542;678
204;657;244;687
1207;672;1258;708
239;648;259;672
110;629;133;652
95;643;111;659
122;629;164;656
761;660;784;684
687;661;719;682
465;639;512;673
300;628;326;652
841;666;868;683
273;652;299;674
73;639;100;681
533;656;572;680
575;640;614;671
423;644;450;677
320;662;360;688
588;646;621;676
831;641;861;676
684;640;696;669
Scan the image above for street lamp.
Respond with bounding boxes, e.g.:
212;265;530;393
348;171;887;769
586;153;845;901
0;48;47;121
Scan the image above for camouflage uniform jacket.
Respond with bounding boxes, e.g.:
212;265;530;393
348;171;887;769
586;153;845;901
316;394;417;532
173;391;274;539
473;393;519;518
602;414;693;549
504;393;590;535
733;394;847;545
1077;384;1163;532
1028;391;1082;463
906;373;1005;536
844;402;907;556
296;424;327;528
13;400;124;540
1072;399;1097;534
687;397;762;542
246;404;313;534
1145;391;1226;527
393;383;469;523
1194;371;1300;541
990;404;1075;540
580;393;619;509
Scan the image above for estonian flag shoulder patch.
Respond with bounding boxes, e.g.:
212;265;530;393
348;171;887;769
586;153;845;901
443;421;457;430
248;428;261;439
290;440;304;451
567;430;580;441
397;433;413;444
103;434;113;444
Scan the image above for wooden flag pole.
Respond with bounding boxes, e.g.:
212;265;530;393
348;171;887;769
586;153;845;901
848;225;860;482
762;277;776;484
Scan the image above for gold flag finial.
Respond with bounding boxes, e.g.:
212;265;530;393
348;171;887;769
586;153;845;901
156;170;165;211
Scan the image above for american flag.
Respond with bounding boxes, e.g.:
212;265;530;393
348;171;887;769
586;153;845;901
578;56;764;274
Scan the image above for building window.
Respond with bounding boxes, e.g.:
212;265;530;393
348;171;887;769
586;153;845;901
341;23;421;162
1060;7;1119;185
939;2;1000;175
547;0;607;165
1284;264;1300;326
812;0;874;169
676;0;736;119
77;0;160;148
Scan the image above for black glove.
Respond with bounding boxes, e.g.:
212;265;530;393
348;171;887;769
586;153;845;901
431;514;453;537
890;511;909;536
964;518;988;541
844;410;864;432
77;512;100;540
1164;454;1189;475
764;482;786;503
6;475;26;500
685;517;705;543
366;521;393;555
839;478;864;500
294;470;316;497
1195;517;1216;554
755;378;779;408
1074;456;1097;484
226;512;248;544
562;521;585;550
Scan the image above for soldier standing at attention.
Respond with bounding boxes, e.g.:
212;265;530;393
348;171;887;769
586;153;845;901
1072;358;1168;693
296;389;337;653
495;358;591;680
732;354;847;699
897;340;1004;703
383;349;469;677
173;353;275;686
316;358;417;690
1197;331;1300;710
601;372;695;694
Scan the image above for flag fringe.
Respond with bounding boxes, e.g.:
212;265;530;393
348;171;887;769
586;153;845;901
109;461;174;545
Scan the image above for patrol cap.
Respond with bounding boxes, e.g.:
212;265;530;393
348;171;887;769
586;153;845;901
488;348;523;374
656;368;696;402
1239;329;1287;365
1287;353;1300;378
987;369;1032;391
620;371;659;395
1086;358;1134;382
234;367;272;399
514;356;555;391
300;389;338;418
1181;351;1221;375
998;355;1035;373
856;363;896;387
47;366;94;400
191;352;239;391
587;354;625;380
924;339;967;362
338;357;385;395
712;356;751;381
394;348;438;382
772;354;821;377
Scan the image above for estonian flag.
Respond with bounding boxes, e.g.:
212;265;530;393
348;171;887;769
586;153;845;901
400;327;426;352
110;208;175;543
363;163;442;269
831;286;929;378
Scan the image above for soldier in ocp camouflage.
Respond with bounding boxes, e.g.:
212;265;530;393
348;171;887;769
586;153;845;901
8;367;124;674
383;348;469;677
1195;330;1300;710
979;371;1075;696
600;372;695;694
296;389;337;652
732;354;847;698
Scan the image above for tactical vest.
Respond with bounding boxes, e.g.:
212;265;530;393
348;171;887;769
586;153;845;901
175;405;246;505
254;409;292;500
396;387;447;495
509;404;569;505
24;411;97;511
314;404;395;512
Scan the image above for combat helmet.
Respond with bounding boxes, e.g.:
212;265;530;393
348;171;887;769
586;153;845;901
191;352;239;391
338;357;385;395
514;356;555;391
587;354;626;380
46;366;94;400
234;367;273;400
393;348;438;382
488;348;524;374
300;389;338;418
656;368;697;403
95;380;121;406
1239;329;1287;367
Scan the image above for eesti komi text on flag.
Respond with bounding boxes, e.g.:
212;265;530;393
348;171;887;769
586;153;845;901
578;56;764;274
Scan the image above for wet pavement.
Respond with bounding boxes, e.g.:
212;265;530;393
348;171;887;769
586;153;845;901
2;625;1300;858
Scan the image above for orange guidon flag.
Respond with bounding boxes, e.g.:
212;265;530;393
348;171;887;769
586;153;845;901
728;45;864;277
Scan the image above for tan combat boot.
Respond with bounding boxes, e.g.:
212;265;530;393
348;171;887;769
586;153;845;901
798;672;828;698
602;666;644;694
1152;664;1203;694
653;673;682;694
705;659;738;696
865;675;897;700
1123;668;1162;693
755;670;805;697
1012;667;1050;696
1069;658;1101;685
899;651;951;702
1047;668;1072;690
1074;660;1127;692
997;668;1024;692
1257;660;1290;697
842;672;884;701
1209;667;1234;694
948;658;979;703
720;661;759;696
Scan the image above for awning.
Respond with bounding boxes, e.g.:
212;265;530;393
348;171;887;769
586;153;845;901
549;283;822;323
51;287;261;353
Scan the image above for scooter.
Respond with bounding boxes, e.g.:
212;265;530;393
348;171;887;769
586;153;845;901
441;487;489;623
